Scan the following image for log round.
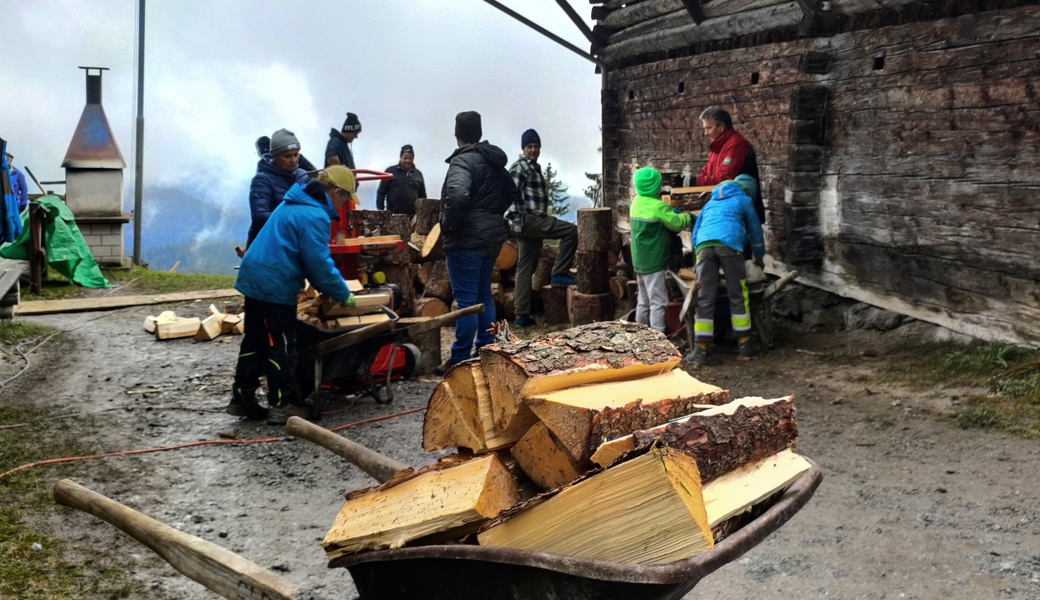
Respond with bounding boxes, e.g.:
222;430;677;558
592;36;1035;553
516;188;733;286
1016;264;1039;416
576;207;613;253
421;261;453;304
386;214;413;265
610;275;629;301
540;285;570;325
414;297;449;318
571;291;615;326
532;257;554;290
575;251;610;295
414;198;440;236
421;223;444;260
495;240;518;271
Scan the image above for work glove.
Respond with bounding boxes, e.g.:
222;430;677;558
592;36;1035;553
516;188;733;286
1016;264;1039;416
753;256;765;269
343;295;356;309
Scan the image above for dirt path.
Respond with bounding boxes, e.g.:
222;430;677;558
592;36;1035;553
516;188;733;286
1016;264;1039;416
14;306;1040;599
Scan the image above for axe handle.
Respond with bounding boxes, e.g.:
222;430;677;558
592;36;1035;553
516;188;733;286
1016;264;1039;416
286;417;409;483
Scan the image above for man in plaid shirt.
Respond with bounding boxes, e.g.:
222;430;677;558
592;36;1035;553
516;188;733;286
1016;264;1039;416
507;129;577;327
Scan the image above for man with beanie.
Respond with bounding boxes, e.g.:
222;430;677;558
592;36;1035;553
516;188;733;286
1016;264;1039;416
435;111;519;375
690;174;765;365
326;112;361;169
247;128;309;246
5;152;28;211
376;145;427;216
507;129;578;327
630;167;691;333
230;165;359;424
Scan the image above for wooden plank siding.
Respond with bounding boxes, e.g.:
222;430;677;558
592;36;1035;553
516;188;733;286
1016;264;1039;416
603;4;1040;342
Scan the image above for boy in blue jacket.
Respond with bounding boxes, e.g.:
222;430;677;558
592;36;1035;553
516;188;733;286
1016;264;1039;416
229;166;357;424
690;174;765;365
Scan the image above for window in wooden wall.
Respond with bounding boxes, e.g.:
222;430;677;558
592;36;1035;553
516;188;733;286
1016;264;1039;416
751;72;760;85
678;81;686;93
873;56;885;70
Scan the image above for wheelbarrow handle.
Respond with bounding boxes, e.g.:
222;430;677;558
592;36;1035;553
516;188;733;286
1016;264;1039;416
762;269;800;300
53;479;308;600
286;417;410;483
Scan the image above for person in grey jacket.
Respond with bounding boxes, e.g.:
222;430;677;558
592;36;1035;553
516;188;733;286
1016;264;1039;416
435;111;519;375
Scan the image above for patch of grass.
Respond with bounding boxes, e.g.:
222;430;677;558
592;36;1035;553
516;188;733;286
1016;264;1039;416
0;404;143;598
883;340;1040;439
19;271;81;302
103;265;236;294
0;321;55;345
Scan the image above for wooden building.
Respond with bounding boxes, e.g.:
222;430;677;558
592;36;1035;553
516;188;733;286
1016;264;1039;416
592;0;1040;343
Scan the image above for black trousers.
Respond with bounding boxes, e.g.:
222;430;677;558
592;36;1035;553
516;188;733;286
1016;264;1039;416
233;297;298;408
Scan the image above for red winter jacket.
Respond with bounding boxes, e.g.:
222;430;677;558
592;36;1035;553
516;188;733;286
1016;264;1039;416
695;128;754;186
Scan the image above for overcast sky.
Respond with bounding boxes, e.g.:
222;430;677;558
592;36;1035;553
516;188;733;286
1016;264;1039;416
0;0;601;243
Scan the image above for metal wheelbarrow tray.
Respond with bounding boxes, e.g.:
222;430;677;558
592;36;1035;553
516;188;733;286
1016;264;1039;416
331;460;822;600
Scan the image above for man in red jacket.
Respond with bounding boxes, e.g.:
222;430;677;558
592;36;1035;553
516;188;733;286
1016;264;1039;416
695;107;765;223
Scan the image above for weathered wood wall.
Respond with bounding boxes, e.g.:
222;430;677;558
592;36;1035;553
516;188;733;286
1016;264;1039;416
605;4;1040;343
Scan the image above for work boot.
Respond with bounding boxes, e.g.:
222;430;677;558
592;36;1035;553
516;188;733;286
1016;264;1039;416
550;274;576;287
266;403;313;425
738;337;762;361
687;344;708;367
514;314;535;328
433;358;458;376
226;391;268;420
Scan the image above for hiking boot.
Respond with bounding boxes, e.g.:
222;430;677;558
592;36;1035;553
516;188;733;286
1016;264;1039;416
738;337;762;360
226;394;268;420
433;358;458;376
514;314;535;328
687;344;708;367
550;274;576;287
266;403;313;425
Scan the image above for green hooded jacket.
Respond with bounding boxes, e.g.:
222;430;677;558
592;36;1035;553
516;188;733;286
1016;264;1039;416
629;194;691;274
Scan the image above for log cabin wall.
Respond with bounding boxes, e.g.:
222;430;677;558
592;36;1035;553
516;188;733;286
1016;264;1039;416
600;2;1040;343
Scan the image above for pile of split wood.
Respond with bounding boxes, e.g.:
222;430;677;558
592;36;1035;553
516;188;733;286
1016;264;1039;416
143;304;244;341
294;280;395;331
320;321;809;565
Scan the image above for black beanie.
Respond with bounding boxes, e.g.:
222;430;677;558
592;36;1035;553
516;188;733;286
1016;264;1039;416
342;112;361;132
455;111;482;143
521;129;541;148
400;144;414;157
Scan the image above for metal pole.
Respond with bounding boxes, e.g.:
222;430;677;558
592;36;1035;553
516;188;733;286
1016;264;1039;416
553;0;599;46
132;0;145;265
480;0;605;71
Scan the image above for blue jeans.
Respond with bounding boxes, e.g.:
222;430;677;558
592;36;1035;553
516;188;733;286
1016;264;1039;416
445;243;501;362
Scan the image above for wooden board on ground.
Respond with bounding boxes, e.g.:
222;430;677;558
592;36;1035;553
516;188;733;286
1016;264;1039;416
477;447;712;565
18;289;242;316
702;449;811;526
155;317;202;340
479;322;680;431
194;315;222;341
590;396;798;474
322;454;521;559
525;369;729;462
510;422;584;491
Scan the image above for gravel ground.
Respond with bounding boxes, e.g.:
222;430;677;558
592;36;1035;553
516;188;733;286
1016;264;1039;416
9;303;1040;599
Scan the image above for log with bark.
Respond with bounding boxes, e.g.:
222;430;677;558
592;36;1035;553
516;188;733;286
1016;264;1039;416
479;322;680;431
532;257;554;290
322;454;521;559
510;422;586;491
414;198;440;236
571;291;615;326
524;369;728;462
386;214;413;265
495;240;519;271
589;396;798;476
477;447;713;564
414;297;449;318
421;223;445;261
540;285;570;325
419;261;452;304
575;251;610;295
609;275;629;301
576;207;614;253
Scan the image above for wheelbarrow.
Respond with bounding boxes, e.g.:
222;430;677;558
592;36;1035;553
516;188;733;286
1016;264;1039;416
53;417;822;600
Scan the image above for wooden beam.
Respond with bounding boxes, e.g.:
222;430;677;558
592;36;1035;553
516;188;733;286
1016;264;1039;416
17;289;242;316
681;0;707;23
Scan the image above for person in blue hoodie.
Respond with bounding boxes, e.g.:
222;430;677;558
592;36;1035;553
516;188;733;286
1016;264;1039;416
230;166;358;424
689;174;765;365
246;128;310;247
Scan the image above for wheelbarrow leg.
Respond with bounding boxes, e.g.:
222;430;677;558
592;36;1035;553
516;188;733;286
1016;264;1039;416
382;342;397;404
313;356;323;409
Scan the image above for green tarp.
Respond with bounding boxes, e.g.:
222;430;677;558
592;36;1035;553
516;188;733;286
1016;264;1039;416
0;195;110;288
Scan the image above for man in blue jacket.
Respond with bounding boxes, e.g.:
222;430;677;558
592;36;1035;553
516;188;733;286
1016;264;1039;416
6;152;28;211
246;129;309;247
690;174;765;365
230;166;358;424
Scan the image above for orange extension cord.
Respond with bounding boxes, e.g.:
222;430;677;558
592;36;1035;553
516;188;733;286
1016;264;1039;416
0;406;425;480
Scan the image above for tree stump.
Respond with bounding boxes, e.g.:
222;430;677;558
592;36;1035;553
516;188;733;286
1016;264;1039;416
414;198;441;236
541;285;570;325
571;291;615;326
576;207;613;253
422;261;453;304
575;251;610;295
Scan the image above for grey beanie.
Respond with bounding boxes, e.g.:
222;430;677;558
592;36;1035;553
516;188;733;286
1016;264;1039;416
269;128;301;155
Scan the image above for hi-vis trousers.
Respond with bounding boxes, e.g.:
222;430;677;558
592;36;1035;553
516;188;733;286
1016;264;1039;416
693;246;751;343
233;297;298;408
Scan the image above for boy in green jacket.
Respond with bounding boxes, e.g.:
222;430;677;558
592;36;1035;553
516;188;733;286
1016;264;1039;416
629;167;691;332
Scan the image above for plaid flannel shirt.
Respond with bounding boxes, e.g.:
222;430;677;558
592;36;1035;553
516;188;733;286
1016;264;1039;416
507;156;548;219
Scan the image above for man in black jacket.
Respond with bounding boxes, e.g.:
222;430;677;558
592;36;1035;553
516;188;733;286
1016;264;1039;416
376;144;427;216
325;112;361;169
435;111;518;375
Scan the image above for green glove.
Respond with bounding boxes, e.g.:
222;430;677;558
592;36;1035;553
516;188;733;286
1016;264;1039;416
343;295;356;309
